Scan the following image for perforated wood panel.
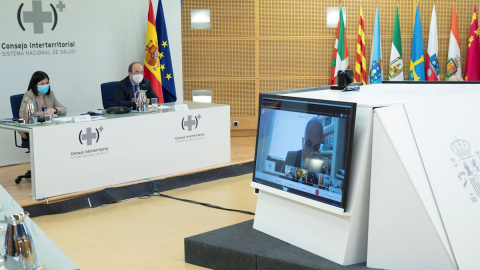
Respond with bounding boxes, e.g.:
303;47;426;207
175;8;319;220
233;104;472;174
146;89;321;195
182;0;475;122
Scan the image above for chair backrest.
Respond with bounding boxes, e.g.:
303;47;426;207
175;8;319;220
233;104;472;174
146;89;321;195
10;94;24;119
100;81;118;109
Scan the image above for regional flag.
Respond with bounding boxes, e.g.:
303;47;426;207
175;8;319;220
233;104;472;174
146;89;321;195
330;8;349;85
144;0;164;103
156;0;177;102
388;6;403;81
446;4;462;80
354;6;367;85
426;5;439;81
465;5;480;81
369;7;382;84
409;6;425;81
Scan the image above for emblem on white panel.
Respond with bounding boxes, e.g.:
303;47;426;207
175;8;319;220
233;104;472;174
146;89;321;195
182;114;201;131
79;126;103;145
450;137;480;203
17;0;66;34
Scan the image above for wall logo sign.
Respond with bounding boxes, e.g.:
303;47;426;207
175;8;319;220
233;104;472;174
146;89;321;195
182;114;200;131
17;0;66;34
78;126;103;145
450;137;480;204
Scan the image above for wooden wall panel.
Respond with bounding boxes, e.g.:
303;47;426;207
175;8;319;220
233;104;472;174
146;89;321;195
182;0;476;126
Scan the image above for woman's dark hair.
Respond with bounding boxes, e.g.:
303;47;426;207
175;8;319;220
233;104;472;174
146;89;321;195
28;71;51;96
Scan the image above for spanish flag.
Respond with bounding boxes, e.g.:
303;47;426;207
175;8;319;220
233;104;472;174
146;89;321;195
144;0;164;103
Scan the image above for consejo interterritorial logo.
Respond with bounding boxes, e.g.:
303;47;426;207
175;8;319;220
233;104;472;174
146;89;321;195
182;115;201;131
17;0;66;34
79;126;103;146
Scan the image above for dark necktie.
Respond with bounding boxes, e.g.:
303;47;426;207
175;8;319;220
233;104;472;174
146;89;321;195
134;84;139;98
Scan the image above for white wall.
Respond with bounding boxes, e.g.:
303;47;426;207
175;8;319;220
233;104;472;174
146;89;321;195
0;0;183;166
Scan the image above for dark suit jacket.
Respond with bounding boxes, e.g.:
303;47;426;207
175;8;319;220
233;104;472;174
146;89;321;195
114;76;158;107
283;149;327;174
284;150;302;168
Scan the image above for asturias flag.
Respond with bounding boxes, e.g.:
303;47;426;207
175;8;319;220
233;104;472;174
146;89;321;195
369;6;382;84
446;4;462;80
144;0;164;103
426;5;439;81
409;5;425;81
354;6;367;85
156;0;177;102
465;5;480;81
330;8;349;85
388;6;403;81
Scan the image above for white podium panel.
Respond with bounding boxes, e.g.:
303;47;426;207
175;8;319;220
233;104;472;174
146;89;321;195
368;104;455;270
404;91;480;270
30;105;230;199
369;90;480;270
253;107;374;265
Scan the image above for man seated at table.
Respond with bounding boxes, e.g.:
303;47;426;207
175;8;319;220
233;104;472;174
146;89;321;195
114;62;158;107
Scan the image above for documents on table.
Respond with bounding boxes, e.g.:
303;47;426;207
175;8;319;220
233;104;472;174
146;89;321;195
173;104;189;111
52;117;73;122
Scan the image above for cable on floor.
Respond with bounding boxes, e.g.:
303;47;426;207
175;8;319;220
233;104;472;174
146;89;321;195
136;178;254;215
154;193;255;216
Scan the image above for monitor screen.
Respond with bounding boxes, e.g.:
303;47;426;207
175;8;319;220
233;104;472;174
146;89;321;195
252;94;356;210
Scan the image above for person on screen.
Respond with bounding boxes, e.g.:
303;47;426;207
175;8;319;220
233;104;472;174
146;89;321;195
20;71;67;119
114;62;158;107
283;117;324;171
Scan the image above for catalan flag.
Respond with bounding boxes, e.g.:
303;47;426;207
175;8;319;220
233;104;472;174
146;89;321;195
409;5;425;81
156;0;177;102
446;4;462;80
388;6;403;81
465;5;480;81
369;6;382;84
330;8;349;85
426;5;439;81
354;6;366;85
144;0;164;103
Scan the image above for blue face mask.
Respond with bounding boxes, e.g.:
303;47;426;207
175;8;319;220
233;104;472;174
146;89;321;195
37;84;50;94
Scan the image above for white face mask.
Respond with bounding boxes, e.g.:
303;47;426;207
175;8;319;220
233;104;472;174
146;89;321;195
132;74;143;84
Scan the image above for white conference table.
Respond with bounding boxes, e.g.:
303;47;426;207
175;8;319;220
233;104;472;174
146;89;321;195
0;101;231;200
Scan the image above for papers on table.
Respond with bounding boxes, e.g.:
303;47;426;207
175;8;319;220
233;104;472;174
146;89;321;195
52;117;73;122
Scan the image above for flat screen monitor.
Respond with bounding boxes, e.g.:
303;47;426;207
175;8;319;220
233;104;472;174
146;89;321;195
252;94;356;211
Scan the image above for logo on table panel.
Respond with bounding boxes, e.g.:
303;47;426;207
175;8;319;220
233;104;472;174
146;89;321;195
182;114;200;132
78;126;103;145
450;137;480;204
17;0;66;34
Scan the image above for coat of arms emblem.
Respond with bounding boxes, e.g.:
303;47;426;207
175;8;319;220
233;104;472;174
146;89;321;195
450;137;480;203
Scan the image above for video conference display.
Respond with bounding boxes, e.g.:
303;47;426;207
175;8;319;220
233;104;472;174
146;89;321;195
252;94;356;210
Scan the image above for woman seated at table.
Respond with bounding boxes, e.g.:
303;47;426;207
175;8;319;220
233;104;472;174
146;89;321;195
19;71;67;119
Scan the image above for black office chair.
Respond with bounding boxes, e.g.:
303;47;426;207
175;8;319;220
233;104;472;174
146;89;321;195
101;81;118;109
10;94;31;184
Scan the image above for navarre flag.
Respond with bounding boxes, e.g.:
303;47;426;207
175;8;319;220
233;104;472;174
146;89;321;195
426;5;439;81
156;0;177;102
446;4;462;80
409;5;425;81
144;0;164;103
354;6;367;85
330;8;349;85
388;6;403;81
465;5;480;81
369;6;382;84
